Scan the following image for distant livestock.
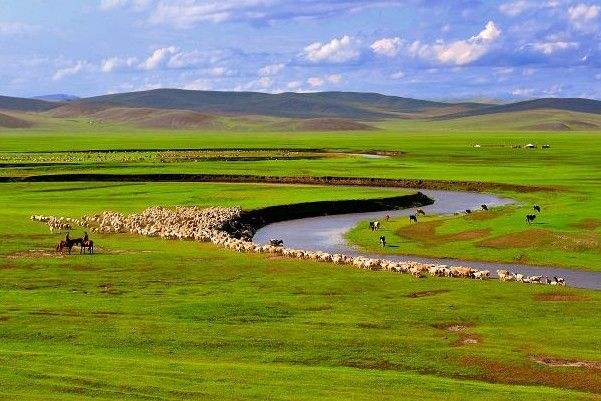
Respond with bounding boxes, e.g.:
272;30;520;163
416;209;426;216
465;209;472;214
533;205;541;213
409;215;418;223
369;221;380;231
526;214;537;224
269;239;284;247
481;204;488;211
31;206;566;287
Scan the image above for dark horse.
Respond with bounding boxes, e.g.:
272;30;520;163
57;237;83;254
80;239;94;254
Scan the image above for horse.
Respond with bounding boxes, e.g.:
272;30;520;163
379;236;386;247
481;204;488;211
416;209;425;216
533;205;541;213
409;214;418;223
526;214;536;224
80;239;94;254
56;237;82;254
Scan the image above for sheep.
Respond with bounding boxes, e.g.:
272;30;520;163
31;206;567;288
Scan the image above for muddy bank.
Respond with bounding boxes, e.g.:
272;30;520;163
228;192;433;238
0;173;555;193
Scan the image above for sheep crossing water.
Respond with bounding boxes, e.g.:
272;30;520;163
31;206;565;286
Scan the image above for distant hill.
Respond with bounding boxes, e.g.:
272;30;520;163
0;112;33;128
33;94;79;102
0;95;58;112
440;98;601;119
78;89;486;119
46;103;377;131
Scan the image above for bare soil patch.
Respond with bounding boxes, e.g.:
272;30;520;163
407;289;449;298
461;356;601;394
7;249;67;259
571;218;601;230
479;228;600;252
397;220;490;247
465;209;505;221
534;293;592;302
530;356;601;370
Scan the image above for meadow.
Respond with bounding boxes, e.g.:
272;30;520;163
0;118;600;399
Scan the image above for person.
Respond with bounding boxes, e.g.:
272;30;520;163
83;231;89;243
65;232;70;242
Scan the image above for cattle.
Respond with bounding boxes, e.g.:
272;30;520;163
269;239;284;246
369;221;380;231
526;214;536;224
379;236;386;247
533;205;541;213
465;209;472;214
481;204;488;211
409;215;418;223
416;209;426;216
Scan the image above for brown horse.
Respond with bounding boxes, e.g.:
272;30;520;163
80;239;94;254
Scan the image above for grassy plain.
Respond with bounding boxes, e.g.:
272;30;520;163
0;117;600;399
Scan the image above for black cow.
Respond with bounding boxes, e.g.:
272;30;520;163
379;236;386;247
409;215;418;223
533;205;541;213
526;214;536;224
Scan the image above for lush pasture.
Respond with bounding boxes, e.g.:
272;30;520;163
1;122;600;270
1;182;600;400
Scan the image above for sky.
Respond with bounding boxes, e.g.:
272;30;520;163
0;0;600;100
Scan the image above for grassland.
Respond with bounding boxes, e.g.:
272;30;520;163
0;116;600;399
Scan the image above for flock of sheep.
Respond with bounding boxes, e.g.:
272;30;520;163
30;205;565;286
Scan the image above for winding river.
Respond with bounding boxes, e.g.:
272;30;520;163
254;189;601;290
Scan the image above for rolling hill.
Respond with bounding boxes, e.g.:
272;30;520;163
441;98;601;119
0;95;58;112
0;112;33;128
78;89;486;119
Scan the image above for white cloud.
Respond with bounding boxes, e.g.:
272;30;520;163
207;66;230;77
0;21;39;35
139;46;178;70
568;3;600;29
390;70;405;79
307;76;324;87
326;74;342;84
99;0;151;11
286;81;302;90
259;63;284;76
183;78;212;90
528;41;578;54
370;37;401;57
101;56;138;72
302;35;360;63
410;21;501;65
499;1;533;16
52;61;89;81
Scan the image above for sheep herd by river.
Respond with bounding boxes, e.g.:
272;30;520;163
31;205;566;286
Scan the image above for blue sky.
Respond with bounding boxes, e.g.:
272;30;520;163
0;0;600;100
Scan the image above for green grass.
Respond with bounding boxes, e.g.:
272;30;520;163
1;182;600;400
0;118;600;399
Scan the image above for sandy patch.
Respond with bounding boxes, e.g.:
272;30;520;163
479;229;600;252
571;218;601;230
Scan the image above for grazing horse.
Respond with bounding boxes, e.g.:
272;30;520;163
416;209;425;216
409;214;418;223
269;239;284;247
481;204;488;211
533;205;541;213
379;236;386;247
526;214;536;224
